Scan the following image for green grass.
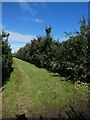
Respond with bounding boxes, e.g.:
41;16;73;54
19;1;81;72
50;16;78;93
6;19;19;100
2;57;88;118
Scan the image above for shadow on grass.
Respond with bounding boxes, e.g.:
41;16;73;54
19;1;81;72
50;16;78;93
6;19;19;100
59;106;88;120
16;114;28;120
2;67;14;86
16;106;89;120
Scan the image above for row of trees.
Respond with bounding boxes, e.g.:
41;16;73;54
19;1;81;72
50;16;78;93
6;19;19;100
15;17;90;83
0;31;13;85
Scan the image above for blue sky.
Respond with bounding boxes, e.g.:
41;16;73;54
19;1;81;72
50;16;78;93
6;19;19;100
2;2;88;52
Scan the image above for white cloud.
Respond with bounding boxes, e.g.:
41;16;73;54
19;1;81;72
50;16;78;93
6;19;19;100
8;31;35;43
30;18;43;23
6;30;36;52
54;37;69;42
35;19;43;23
20;17;43;23
0;27;2;34
10;44;25;53
19;2;38;16
60;37;69;41
19;2;30;11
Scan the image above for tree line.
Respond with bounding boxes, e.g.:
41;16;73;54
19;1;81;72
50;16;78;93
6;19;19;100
0;31;13;85
1;17;90;85
15;17;90;83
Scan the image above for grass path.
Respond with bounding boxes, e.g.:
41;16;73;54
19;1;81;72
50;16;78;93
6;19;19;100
2;58;88;118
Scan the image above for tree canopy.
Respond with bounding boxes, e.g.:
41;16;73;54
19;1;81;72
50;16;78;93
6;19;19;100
15;17;90;83
0;31;13;85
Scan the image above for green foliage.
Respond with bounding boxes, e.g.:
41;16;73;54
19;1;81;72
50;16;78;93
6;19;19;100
16;17;89;83
0;31;13;85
